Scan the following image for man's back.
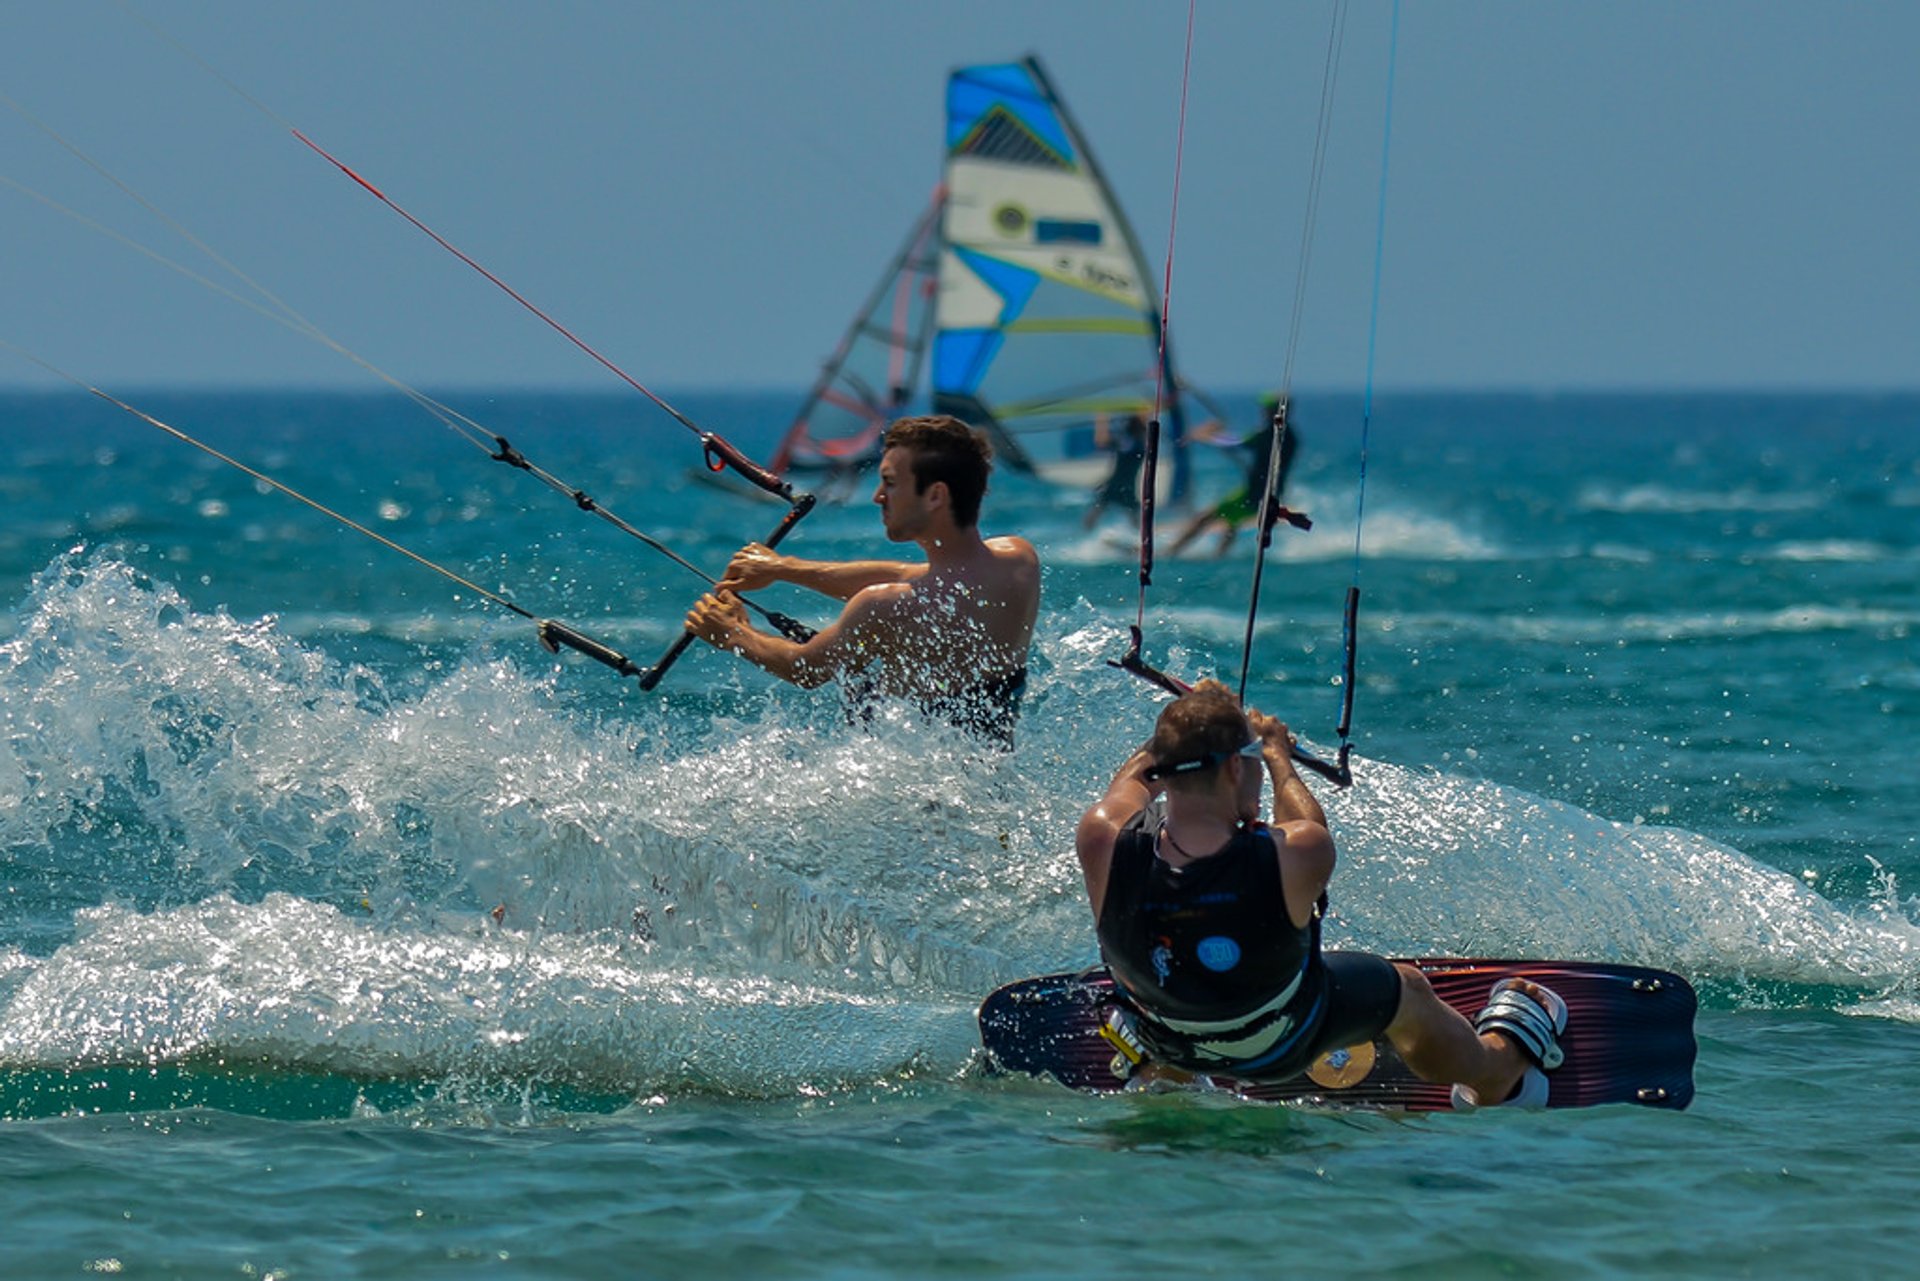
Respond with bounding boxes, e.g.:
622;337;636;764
842;533;1038;699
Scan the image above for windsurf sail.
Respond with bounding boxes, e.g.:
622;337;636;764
934;55;1193;495
769;189;943;479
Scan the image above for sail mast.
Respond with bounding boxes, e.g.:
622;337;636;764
770;187;944;478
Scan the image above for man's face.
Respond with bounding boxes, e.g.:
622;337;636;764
873;447;930;542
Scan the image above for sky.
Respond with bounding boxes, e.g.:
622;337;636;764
3;1;1916;394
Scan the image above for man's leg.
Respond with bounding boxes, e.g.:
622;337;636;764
1383;964;1538;1104
1167;510;1210;555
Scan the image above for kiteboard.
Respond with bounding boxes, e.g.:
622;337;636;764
978;958;1697;1111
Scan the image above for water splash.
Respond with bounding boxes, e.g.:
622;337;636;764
2;550;1915;1111
0;551;1075;1097
1324;758;1920;990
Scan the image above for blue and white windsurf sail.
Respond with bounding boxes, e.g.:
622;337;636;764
934;55;1192;493
770;189;943;480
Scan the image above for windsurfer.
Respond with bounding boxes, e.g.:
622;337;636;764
685;414;1041;744
1075;679;1567;1107
1082;412;1149;529
1168;393;1298;557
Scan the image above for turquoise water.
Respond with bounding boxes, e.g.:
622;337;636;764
3;388;1918;1277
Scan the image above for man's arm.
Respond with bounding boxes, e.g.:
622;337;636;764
1269;754;1328;831
1248;710;1334;927
686;583;902;688
1073;744;1156;918
718;543;922;602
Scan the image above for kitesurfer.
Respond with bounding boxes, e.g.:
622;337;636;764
1168;392;1298;558
685;414;1040;744
1074;679;1567;1107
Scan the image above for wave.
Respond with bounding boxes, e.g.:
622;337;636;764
1;551;1914;1113
1322;759;1920;994
1762;540;1902;563
1577;482;1827;515
0;894;979;1097
1587;540;1909;565
1359;603;1920;645
0;551;1087;1097
1048;487;1506;565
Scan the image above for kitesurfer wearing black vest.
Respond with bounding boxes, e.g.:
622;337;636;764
1168;392;1298;558
685;415;1040;746
1075;679;1569;1107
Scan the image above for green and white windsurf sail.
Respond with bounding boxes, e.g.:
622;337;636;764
934;55;1192;494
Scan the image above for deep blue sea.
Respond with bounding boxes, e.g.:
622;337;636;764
2;387;1918;1277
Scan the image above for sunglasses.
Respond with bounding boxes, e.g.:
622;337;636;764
1143;739;1263;782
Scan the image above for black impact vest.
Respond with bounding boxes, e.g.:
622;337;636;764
1096;811;1326;1074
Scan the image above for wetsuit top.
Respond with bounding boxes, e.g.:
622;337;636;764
1241;421;1298;492
1096;810;1327;1074
1209;428;1300;527
1095;440;1146;506
842;665;1027;748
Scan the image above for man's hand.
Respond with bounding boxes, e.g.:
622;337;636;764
717;543;785;595
1246;708;1294;758
686;590;749;651
1249;707;1327;828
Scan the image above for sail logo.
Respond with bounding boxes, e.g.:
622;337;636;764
1054;257;1132;295
1034;219;1101;246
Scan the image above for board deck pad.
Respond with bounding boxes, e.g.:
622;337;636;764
978;959;1697;1111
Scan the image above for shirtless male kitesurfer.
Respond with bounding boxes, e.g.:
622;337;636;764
685;415;1040;744
1075;679;1569;1107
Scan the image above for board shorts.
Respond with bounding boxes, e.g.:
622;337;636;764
1104;798;1403;1082
1221;950;1402;1083
1212;487;1259;527
1299;951;1404;1061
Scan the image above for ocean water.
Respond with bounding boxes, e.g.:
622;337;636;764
2;387;1917;1278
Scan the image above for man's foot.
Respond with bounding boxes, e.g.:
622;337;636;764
1478;977;1568;1069
1451;978;1568;1111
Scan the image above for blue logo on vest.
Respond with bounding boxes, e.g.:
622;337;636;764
1196;936;1242;972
